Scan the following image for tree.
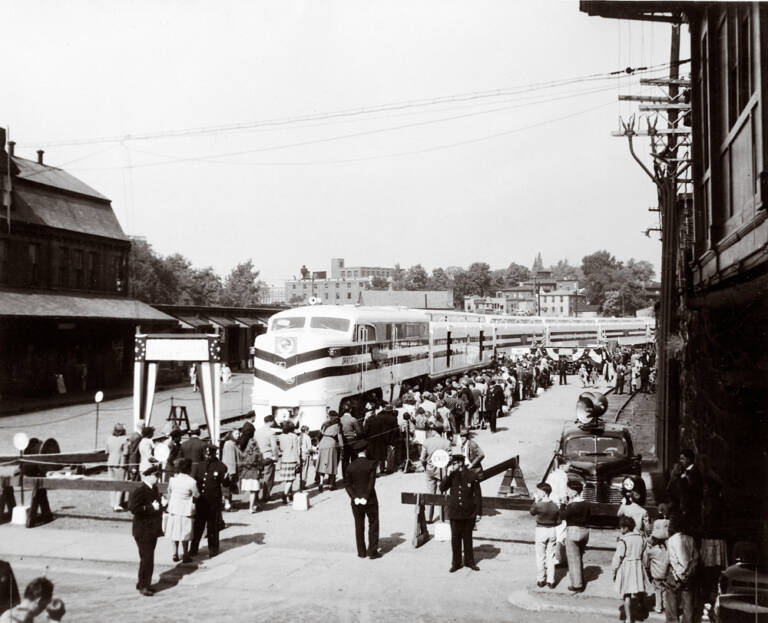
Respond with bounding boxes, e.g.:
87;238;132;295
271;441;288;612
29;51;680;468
183;267;222;306
531;252;545;274
288;294;306;306
370;276;389;290
581;250;620;307
504;262;530;286
626;258;655;285
220;260;266;307
428;267;452;291
391;263;407;290
405;264;429;290
128;239;164;303
550;259;582;282
453;262;492;308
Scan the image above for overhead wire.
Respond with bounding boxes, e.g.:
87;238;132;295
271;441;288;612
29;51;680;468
71;72;666;172
19;60;689;149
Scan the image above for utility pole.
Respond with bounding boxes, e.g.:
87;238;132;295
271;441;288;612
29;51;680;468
612;24;687;475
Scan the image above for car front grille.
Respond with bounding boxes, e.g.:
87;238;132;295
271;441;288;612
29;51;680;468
583;481;624;504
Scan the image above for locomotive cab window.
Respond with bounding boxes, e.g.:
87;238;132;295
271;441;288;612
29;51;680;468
270;317;306;331
309;317;350;332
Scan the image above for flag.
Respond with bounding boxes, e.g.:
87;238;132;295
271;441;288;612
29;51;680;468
1;131;10;233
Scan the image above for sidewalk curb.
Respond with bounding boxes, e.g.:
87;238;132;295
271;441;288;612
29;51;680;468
507;588;668;620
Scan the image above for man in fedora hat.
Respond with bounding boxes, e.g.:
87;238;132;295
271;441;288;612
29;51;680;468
181;427;207;480
128;464;163;596
106;423;129;511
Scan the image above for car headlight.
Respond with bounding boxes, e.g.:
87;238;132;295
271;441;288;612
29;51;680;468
622;476;635;490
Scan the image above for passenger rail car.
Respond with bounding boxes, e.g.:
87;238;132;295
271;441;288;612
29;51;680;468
251;306;654;431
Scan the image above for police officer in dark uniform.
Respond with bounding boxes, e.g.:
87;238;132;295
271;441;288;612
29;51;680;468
440;450;483;573
127;463;163;596
189;445;228;558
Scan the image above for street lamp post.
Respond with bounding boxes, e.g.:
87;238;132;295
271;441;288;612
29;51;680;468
94;391;104;449
13;432;29;505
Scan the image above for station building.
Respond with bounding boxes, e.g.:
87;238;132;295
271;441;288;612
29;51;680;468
0;131;176;398
582;1;768;542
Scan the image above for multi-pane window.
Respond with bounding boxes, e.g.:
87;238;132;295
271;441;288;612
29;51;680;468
59;247;69;287
87;252;98;289
28;243;41;285
73;250;84;288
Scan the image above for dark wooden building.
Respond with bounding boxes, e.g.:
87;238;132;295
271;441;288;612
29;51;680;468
0;129;176;398
581;2;768;543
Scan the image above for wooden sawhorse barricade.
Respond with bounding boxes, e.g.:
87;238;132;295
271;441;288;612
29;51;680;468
0;477;170;528
402;455;657;547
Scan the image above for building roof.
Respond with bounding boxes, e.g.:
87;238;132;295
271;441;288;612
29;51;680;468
357;290;453;309
12;186;128;240
0;290;176;322
13;156;109;200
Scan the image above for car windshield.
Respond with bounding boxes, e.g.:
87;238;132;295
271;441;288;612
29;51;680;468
270;317;305;331
309;317;350;332
596;436;626;456
564;436;595;456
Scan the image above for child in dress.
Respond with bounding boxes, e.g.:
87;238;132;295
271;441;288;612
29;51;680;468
612;516;650;623
644;523;670;613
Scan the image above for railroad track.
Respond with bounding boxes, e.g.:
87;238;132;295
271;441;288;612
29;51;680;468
613;389;641;423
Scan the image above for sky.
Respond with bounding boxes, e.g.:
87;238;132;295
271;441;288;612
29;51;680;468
2;1;689;286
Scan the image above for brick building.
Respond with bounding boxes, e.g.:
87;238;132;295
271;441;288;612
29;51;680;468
0;130;175;397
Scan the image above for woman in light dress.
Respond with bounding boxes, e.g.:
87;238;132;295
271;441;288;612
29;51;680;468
316;411;342;492
221;430;240;511
165;457;198;563
138;426;155;474
276;421;300;504
612;515;650;623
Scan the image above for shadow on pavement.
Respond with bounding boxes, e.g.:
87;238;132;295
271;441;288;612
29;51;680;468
379;532;405;554
473;543;501;562
218;531;265;554
155;561;200;593
584;564;603;585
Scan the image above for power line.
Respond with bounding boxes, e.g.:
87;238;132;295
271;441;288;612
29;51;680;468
19;60;688;148
72;75;656;172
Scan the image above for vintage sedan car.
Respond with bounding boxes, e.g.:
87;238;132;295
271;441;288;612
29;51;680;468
715;559;768;622
553;419;645;505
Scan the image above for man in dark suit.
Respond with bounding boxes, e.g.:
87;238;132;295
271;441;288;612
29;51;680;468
364;404;399;474
127;464;163;596
181;427;207;479
558;358;567;385
345;449;380;559
440;451;482;573
190;445;228;558
486;380;504;433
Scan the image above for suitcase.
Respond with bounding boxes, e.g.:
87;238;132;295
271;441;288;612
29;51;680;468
292;491;309;511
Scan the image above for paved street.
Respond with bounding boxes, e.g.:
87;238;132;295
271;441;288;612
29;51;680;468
0;375;659;622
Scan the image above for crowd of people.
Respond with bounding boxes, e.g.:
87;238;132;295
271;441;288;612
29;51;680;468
528;445;730;623
0;576;64;623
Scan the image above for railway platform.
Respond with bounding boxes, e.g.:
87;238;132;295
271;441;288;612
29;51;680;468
1;375;661;622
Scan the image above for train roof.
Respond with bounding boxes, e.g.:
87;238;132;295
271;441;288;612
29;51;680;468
270;305;430;323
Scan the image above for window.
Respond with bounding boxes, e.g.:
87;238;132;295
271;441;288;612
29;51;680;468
309;317;350;332
347;292;352;299
270;316;306;331
335;292;340;299
28;243;40;285
74;250;84;288
0;239;7;283
59;247;69;287
87;252;98;289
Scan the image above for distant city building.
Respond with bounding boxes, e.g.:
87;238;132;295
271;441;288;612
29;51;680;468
330;257;394;280
258;286;286;304
464;296;507;314
285;276;371;304
359;290;453;309
538;290;588;317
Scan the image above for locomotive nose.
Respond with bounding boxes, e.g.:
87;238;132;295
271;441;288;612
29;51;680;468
275;336;297;357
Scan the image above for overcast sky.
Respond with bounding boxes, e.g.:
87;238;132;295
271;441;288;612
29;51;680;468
3;1;689;285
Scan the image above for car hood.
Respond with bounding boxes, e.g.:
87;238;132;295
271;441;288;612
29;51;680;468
567;456;634;479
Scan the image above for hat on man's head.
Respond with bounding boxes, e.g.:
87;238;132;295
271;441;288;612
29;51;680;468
142;464;162;477
190;427;201;435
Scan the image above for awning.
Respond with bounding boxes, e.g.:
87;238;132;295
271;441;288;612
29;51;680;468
232;315;268;327
174;314;213;329
0;291;176;322
203;315;239;328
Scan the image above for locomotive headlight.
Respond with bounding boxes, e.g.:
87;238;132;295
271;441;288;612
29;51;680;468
276;337;296;356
